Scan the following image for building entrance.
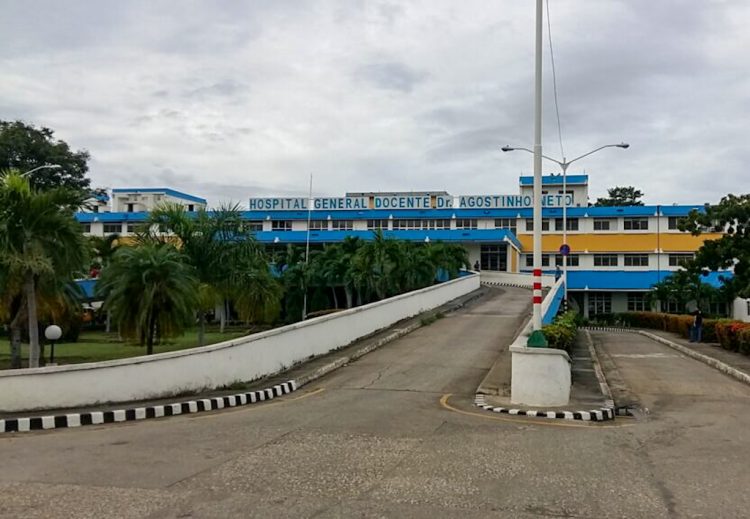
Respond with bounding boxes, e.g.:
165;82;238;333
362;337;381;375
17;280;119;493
480;244;507;271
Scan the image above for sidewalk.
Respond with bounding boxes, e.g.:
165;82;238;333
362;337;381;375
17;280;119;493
645;329;750;380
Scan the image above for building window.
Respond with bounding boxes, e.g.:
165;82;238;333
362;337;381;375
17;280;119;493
526;218;550;231
426;219;451;230
624;218;649;231
81;223;91;233
309;220;328;231
627;292;649;312
494;218;517;233
667;217;684;230
668;253;694;267
593;218;614;231
103;223;121;234
92;206;99;213
188;204;195;212
127;203;134;213
126;223;138;234
588;293;612;316
480;244;507;271
367;219;388;230
624;254;649;267
393;219;421;230
332;220;353;231
554;254;579;267
594;254;618;267
660;299;681;313
247;221;263;232
455;218;477;230
554;218;579;231
271;220;292;231
525;255;550;267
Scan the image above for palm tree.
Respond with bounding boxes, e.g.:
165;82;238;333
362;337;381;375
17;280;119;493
97;243;198;354
89;233;120;332
147;202;268;345
0;171;86;367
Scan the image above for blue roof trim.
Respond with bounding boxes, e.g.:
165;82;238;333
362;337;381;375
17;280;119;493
255;229;522;249
76;212;150;223
531;270;733;291
519;175;588;186
73;205;706;223
112;188;207;204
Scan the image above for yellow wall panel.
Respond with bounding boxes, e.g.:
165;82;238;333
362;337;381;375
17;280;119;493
516;233;723;253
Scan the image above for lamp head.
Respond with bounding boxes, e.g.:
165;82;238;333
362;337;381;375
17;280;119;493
617;143;630;149
501;146;514;152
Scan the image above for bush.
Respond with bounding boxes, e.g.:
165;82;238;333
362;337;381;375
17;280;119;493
620;311;750;352
542;311;578;353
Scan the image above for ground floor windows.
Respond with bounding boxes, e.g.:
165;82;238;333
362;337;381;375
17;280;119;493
271;220;292;231
81;223;91;233
480;244;507;271
588;292;612;316
309;220;328;231
525;254;551;267
367;219;388;230
627;292;649;312
624;254;649;267
494;218;517;233
594;254;618;267
554;254;579;267
103;223;121;234
247;220;263;232
455;218;477;230
332;220;353;231
668;253;694;267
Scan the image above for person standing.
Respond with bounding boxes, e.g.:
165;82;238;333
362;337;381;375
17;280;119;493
473;260;480;272
690;309;704;342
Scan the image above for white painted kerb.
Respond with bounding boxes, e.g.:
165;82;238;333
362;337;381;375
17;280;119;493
0;274;479;412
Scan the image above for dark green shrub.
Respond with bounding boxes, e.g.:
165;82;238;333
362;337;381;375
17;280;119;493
542;311;578;353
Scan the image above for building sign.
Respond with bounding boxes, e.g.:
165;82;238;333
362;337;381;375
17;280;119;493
458;194;573;208
249;194;453;211
249;193;573;211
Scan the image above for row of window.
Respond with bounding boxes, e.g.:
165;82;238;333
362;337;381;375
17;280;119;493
589;293;649;315
525;253;695;268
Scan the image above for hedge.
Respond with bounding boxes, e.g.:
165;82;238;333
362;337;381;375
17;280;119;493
542;311;578;353
618;311;750;353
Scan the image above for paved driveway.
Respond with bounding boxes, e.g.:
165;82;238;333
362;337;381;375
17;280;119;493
2;295;750;518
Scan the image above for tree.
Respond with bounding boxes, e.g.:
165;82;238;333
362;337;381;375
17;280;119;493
147;202;272;344
97;244;198;354
595;186;644;206
0;170;87;367
0;121;90;192
89;233;121;332
683;193;750;299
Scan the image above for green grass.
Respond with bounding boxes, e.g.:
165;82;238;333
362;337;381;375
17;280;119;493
0;327;252;370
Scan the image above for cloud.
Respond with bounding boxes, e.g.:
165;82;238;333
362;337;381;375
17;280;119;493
0;0;748;207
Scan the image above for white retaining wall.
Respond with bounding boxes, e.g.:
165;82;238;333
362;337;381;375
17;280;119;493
509;277;571;406
0;274;480;412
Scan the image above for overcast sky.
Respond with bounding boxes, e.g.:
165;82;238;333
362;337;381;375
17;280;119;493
1;1;747;207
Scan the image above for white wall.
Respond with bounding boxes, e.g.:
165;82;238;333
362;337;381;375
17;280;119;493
0;274;480;412
734;298;750;323
481;271;556;288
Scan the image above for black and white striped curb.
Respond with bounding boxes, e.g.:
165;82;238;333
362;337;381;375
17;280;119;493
474;394;615;422
0;380;298;434
481;281;532;289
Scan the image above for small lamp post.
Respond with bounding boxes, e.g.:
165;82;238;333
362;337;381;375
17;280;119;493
45;325;63;365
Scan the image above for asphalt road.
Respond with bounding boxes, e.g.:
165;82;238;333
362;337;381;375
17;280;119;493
2;292;750;518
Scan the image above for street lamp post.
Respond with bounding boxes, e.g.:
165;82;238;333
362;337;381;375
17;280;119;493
21;164;62;177
501;143;629;309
